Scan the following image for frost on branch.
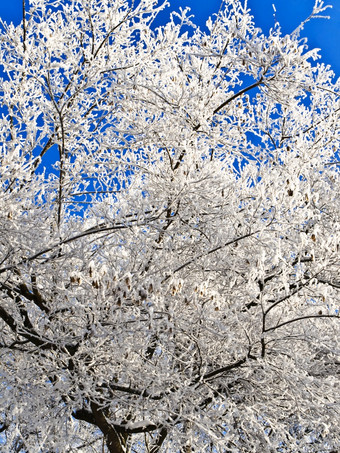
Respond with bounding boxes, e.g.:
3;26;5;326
0;0;339;452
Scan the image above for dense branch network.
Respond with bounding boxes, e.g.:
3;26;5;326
0;0;339;452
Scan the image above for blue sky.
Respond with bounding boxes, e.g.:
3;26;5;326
0;0;338;77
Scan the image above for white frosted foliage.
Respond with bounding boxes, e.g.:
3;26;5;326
0;0;339;452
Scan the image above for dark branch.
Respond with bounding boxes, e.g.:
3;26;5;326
264;313;339;333
201;357;247;381
0;214;159;275
162;230;258;283
72;409;96;426
213;77;263;115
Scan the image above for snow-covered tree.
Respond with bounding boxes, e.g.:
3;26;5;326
0;0;339;451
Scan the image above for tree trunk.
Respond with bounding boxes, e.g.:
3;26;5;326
90;403;128;453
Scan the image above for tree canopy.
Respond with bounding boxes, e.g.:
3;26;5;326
0;0;339;451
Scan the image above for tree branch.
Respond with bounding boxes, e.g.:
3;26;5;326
264;313;339;333
162;230;258;283
213;77;263;115
201;357;247;381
